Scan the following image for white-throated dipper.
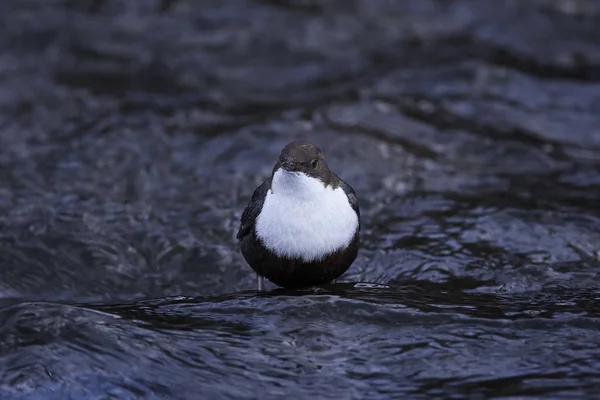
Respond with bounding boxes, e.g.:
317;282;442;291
237;140;360;290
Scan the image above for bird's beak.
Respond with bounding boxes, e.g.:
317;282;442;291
281;160;296;171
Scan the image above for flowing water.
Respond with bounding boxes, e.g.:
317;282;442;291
1;0;600;399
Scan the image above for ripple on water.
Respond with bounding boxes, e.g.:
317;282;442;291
2;287;600;399
1;0;600;398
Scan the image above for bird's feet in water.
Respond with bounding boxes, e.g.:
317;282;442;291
257;274;265;291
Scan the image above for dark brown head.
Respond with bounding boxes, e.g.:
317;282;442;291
274;140;337;187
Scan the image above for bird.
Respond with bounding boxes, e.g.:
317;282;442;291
236;140;360;290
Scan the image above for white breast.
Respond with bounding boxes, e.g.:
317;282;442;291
255;168;359;262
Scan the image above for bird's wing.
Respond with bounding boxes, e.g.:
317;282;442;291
236;178;271;240
337;177;360;221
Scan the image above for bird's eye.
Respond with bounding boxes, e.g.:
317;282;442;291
310;159;318;169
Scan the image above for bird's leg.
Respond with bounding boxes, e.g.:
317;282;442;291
257;274;264;291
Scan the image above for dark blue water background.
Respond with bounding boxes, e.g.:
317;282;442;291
1;1;600;399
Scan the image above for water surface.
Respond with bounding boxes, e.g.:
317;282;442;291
1;0;600;399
